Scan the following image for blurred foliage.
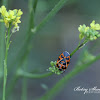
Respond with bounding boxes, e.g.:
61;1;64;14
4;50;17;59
0;0;100;100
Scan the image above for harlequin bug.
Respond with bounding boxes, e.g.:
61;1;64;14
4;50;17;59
56;51;70;72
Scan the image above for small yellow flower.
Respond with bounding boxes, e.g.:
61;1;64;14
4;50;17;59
17;9;23;16
12;21;18;27
7;10;16;20
4;18;9;28
0;5;23;31
78;25;89;33
90;20;100;30
85;26;89;32
13;9;18;14
78;25;83;32
16;17;21;23
0;5;8;17
15;23;18;27
12;17;21;27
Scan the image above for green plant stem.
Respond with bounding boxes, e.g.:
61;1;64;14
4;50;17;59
8;0;70;72
32;0;69;33
9;0;70;71
70;39;88;57
6;0;38;98
6;0;70;98
21;58;28;100
8;0;38;72
18;70;53;79
0;23;5;79
21;1;38;99
6;71;53;98
33;0;38;12
3;26;11;100
39;54;100;100
21;77;27;100
0;0;8;82
6;75;19;98
0;1;8;99
6;46;31;98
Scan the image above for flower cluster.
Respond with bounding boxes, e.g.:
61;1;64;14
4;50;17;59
49;61;63;75
78;20;100;41
0;5;23;32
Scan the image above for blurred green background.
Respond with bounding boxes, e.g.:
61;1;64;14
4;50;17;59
0;0;100;100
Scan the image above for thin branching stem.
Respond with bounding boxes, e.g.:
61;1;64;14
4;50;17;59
70;39;88;57
8;0;69;71
3;25;11;100
39;54;100;100
6;71;53;98
22;0;39;61
0;0;8;82
6;0;38;98
6;75;19;98
32;0;69;33
21;0;38;99
18;71;53;79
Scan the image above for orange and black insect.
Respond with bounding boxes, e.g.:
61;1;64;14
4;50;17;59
56;51;70;72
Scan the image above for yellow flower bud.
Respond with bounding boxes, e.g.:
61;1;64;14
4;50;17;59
78;25;82;32
8;10;16;19
13;9;18;14
90;20;100;30
0;5;23;30
4;18;9;28
17;9;23;16
16;17;21;21
0;5;8;17
85;26;89;32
